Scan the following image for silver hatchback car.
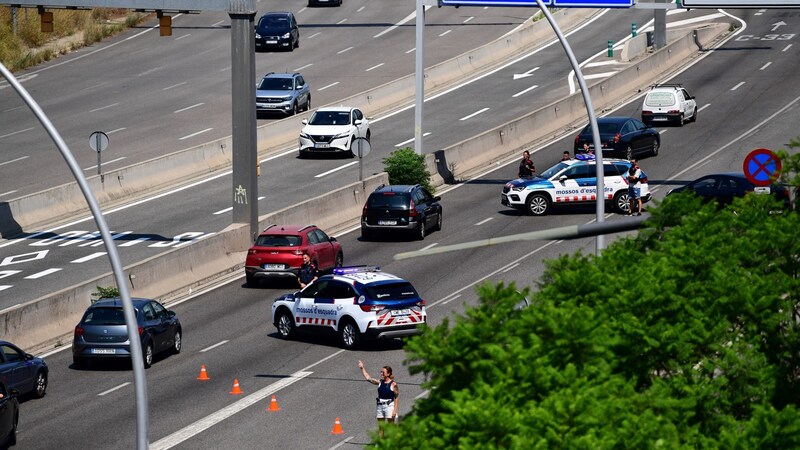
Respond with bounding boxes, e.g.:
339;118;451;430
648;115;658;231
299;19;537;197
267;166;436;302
256;72;311;117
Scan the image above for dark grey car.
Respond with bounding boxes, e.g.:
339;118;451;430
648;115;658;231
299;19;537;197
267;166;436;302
0;341;48;399
72;298;182;369
255;12;299;52
256;72;311;117
0;381;19;448
361;184;443;241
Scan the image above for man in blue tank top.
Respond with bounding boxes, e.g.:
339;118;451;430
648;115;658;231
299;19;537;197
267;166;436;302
358;360;399;436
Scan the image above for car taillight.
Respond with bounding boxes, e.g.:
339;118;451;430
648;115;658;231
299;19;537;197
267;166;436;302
248;249;258;255
668;110;680;115
138;326;144;335
359;304;385;313
575;134;581;144
409;199;417;218
74;326;85;337
417;299;426;308
642;110;652;115
614;133;621;143
362;203;368;218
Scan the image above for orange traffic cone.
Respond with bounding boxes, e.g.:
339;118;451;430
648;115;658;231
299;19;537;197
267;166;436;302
229;379;243;395
331;417;344;435
267;395;280;412
197;365;210;381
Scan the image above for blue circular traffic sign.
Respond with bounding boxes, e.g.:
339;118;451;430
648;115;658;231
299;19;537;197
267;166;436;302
743;148;781;187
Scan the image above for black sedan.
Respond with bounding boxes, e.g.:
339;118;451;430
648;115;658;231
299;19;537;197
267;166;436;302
667;172;790;207
574;117;660;160
0;340;48;399
73;298;182;369
0;381;19;447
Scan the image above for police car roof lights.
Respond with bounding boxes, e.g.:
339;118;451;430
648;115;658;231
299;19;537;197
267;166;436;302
575;153;596;161
333;265;381;275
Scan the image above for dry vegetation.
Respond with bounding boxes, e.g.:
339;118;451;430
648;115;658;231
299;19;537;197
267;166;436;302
0;7;149;72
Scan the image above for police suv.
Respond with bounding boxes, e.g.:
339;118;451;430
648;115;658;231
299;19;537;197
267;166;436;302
501;156;650;215
271;266;426;350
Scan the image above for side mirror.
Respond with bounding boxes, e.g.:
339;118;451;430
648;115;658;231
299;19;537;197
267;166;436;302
26;353;34;361
9;388;20;397
330;236;337;242
559;175;568;182
167;310;176;318
433;196;442;202
301;119;308;125
354;119;362;126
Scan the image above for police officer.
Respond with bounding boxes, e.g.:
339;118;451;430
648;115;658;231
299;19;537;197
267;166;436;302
297;252;318;289
518;150;535;178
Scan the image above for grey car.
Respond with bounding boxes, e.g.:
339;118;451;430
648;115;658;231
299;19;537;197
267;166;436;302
72;298;182;369
0;341;48;399
256;72;311;117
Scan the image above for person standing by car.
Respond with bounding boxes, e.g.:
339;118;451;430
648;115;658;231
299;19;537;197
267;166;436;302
518;150;535;178
358;360;399;436
561;151;571;161
297;253;318;289
627;160;643;216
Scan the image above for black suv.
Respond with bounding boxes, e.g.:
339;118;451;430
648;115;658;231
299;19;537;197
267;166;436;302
361;185;442;241
255;12;299;52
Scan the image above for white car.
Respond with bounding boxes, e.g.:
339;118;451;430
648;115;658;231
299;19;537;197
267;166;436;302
501;156;650;216
271;266;426;349
641;83;697;126
298;106;370;158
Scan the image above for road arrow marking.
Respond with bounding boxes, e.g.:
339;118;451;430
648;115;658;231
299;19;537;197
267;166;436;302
513;66;540;80
772;21;786;31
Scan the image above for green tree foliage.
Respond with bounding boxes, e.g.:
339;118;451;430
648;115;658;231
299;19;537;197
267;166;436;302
776;136;800;210
383;147;434;194
374;193;800;449
92;285;120;302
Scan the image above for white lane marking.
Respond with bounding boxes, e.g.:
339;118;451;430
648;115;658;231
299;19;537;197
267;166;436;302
315;161;359;178
83;157;126;171
783;44;793;52
513;66;539;80
395;132;431;147
0;191;18;197
150;371;313;450
357;6;365;12
366;63;384;72
414;390;429;400
698;103;711;112
336;18;347;25
440;294;461;306
474;217;492;226
319;82;340;91
0;270;21;279
337;46;354;54
501;263;520;273
307;32;321;39
439;30;452;37
760;62;772;70
99;382;131;396
755;9;765;15
0;156;29;167
463;16;474;24
373;5;431;38
406;48;416;54
83;231;132;247
24;268;62;279
211;20;225;27
0;127;34;139
118;237;151;247
328;437;354;450
71;252;107;263
163;81;187;90
659;129;667;134
179;128;213;140
646;12;725;30
200;340;229;352
89;102;119;113
512;85;538;98
213;197;264;215
420;243;438;251
731;81;746;91
294;63;313;71
583;71;618;80
174;103;204;113
460;108;489;121
585;60;623;67
107;127;126;134
175;34;190;41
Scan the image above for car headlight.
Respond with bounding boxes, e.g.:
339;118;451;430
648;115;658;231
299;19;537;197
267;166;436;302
281;32;290;39
333;131;350;140
300;132;310;139
255;33;262;39
511;186;527;192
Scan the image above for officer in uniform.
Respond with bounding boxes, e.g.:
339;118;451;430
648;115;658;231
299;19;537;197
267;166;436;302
518;150;535;178
297;253;318;289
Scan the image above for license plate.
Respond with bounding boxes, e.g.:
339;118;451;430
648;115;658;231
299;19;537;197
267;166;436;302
263;264;283;270
653;117;667;121
378;220;397;226
266;40;278;44
314;143;330;148
260;104;277;108
391;309;411;316
91;348;116;354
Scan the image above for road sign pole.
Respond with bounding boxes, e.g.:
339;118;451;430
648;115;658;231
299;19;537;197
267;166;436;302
414;0;425;155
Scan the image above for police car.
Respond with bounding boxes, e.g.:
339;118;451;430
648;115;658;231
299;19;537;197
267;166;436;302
271;266;426;350
501;155;650;215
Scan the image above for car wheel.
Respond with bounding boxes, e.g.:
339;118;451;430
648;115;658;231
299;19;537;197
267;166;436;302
415;220;426;240
613;191;630;214
291;102;298;116
298;149;308;159
34;370;47;398
276;309;296;339
172;330;182;355
526;193;550;216
651;138;660;157
365;129;371;142
689;107;697;122
72;356;86;369
361;228;372;241
625;145;634;160
305;95;311;112
245;272;257;287
677;113;684;127
335;252;344;268
339;318;361;350
9;414;16;446
143;341;154;369
433;211;442;232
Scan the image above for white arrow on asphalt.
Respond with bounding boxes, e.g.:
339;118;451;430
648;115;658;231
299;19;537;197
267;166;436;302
771;21;786;31
513;66;540;80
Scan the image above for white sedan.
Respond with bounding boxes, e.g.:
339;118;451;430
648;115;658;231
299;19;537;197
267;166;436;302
298;106;371;157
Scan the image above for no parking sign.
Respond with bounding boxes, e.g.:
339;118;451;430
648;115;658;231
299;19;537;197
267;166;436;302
743;148;782;187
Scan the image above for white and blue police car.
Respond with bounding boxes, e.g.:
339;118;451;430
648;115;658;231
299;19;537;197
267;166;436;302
501;155;651;215
271;266;426;349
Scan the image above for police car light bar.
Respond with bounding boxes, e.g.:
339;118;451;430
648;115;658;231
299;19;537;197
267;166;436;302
575;153;596;161
333;265;381;275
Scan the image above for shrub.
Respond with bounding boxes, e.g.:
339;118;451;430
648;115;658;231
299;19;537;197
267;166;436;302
383;147;434;193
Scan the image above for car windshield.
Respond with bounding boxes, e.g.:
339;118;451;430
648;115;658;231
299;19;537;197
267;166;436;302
258;77;293;90
259;17;289;30
645;91;676;107
367;193;409;208
255;234;302;247
82;307;126;325
363;282;419;301
539;162;570;179
308;111;351;126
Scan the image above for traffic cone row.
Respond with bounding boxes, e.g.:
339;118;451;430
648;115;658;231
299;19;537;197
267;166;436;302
195;365;344;435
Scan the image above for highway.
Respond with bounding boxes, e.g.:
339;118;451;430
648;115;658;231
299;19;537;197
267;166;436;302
8;7;800;448
0;7;729;307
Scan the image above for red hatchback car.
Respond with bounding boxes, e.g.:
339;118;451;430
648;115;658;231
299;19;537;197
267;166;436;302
245;225;343;287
